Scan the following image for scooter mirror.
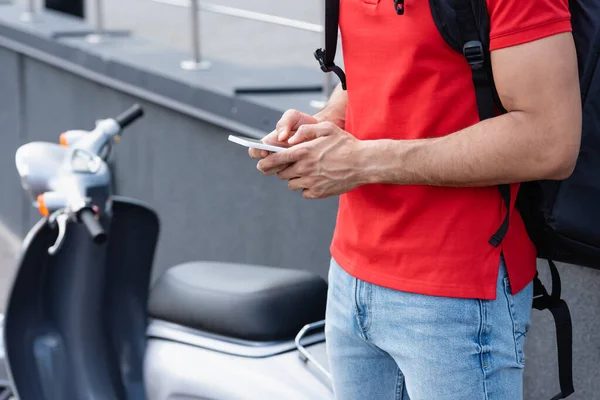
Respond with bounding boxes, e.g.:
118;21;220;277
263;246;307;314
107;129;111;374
15;142;68;203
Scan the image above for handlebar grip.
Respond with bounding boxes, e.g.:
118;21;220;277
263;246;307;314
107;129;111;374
115;104;144;130
79;208;107;245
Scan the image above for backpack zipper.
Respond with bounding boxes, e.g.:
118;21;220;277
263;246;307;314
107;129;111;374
394;0;405;15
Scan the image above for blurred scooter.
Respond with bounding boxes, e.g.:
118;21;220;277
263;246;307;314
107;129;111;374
3;105;332;400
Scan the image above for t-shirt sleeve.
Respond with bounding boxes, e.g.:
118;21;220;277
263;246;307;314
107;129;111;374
486;0;572;51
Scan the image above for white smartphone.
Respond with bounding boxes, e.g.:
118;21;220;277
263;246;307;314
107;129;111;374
228;135;286;153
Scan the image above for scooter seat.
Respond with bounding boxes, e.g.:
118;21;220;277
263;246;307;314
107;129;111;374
148;261;328;342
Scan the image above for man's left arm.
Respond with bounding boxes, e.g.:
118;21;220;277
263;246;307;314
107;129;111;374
361;32;582;187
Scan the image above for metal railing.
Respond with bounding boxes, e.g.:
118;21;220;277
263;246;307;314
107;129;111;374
18;0;336;108
152;0;334;108
20;0;41;22
180;0;210;70
87;0;105;43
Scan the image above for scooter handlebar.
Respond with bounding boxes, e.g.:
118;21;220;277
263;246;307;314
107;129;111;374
115;104;144;130
78;208;107;245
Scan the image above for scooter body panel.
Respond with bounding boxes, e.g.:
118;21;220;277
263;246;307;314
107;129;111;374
3;197;160;400
103;196;161;399
145;337;332;400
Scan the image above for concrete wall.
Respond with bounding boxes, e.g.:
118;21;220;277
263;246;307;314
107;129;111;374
0;4;598;399
0;14;338;283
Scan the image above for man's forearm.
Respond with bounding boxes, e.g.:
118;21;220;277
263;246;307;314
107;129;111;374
359;110;581;187
314;83;348;129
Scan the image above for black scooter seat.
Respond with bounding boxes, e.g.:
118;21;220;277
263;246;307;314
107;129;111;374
148;261;328;342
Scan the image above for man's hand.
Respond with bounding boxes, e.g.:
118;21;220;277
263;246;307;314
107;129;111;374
249;83;350;186
257;122;366;199
248;109;319;174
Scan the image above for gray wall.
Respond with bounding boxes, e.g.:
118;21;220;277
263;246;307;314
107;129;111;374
0;43;338;281
0;5;598;400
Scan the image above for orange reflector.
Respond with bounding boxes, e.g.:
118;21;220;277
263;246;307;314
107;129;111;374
37;194;49;217
59;133;68;147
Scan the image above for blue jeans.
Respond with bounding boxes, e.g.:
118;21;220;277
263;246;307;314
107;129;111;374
325;257;533;400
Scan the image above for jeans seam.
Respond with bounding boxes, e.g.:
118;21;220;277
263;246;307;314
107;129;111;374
364;282;373;336
503;277;523;365
352;277;359;316
353;278;369;340
394;369;404;400
478;299;490;400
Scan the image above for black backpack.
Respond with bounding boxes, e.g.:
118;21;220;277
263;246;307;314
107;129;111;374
315;1;600;398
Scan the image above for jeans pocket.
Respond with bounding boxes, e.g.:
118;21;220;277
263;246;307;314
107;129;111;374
503;277;533;366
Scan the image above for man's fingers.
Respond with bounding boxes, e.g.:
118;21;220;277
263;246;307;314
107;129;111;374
249;147;270;159
302;189;318;199
257;146;307;172
276;110;299;142
248;129;281;159
288;177;311;192
276;166;296;180
288;178;319;199
288;122;336;145
261;129;289;147
249;128;293;160
262;164;291;176
276;109;318;142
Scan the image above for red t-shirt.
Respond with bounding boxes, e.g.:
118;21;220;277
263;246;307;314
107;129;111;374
330;0;572;300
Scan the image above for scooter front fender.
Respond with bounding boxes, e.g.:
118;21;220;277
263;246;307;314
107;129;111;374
3;197;160;400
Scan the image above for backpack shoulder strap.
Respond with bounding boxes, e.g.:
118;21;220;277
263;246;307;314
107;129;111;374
315;0;347;90
533;261;575;400
430;0;510;246
429;0;498;122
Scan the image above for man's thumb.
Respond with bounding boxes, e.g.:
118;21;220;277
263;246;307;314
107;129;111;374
288;124;328;145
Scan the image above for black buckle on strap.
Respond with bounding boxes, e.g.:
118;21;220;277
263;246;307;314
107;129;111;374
314;48;331;73
463;40;485;70
314;48;348;90
394;0;405;15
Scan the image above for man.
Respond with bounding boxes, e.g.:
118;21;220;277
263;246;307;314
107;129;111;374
250;0;581;398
